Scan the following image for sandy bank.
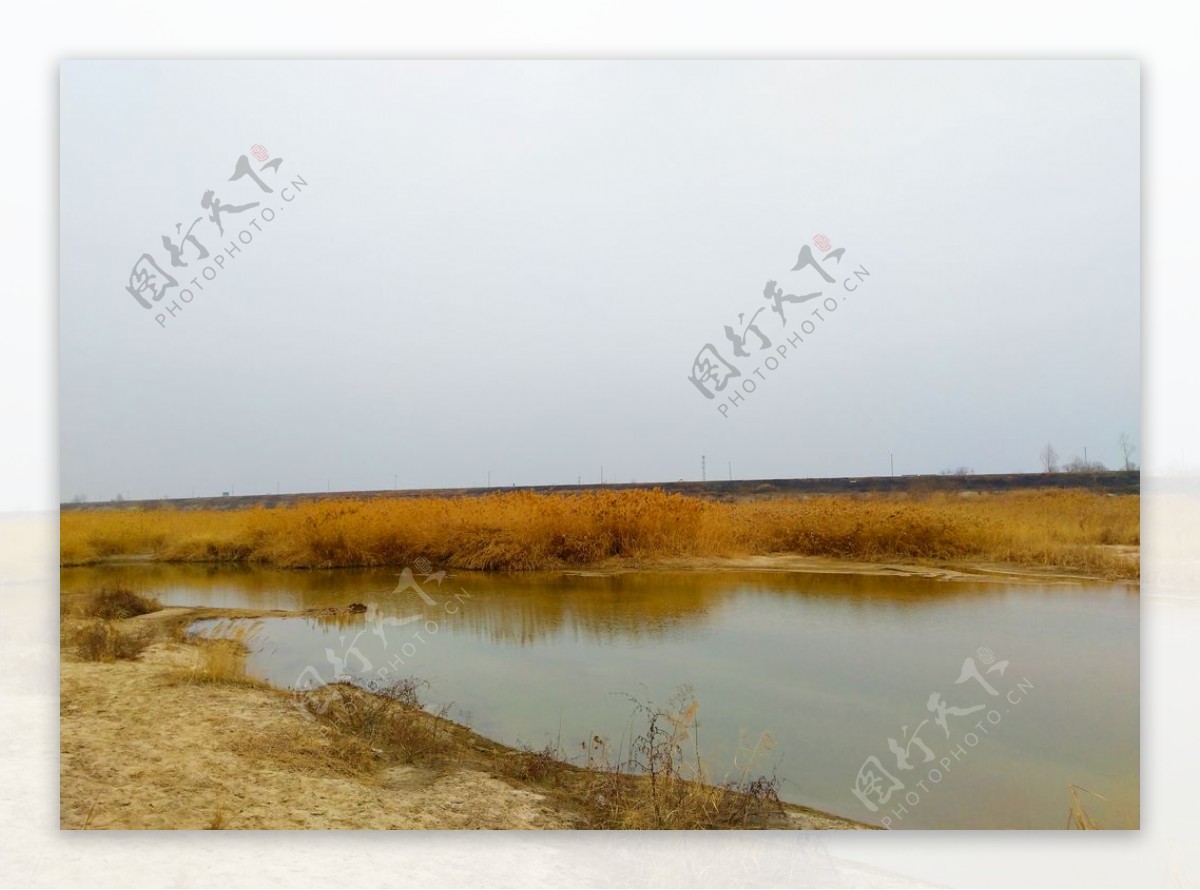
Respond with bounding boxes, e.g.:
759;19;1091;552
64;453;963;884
60;608;870;831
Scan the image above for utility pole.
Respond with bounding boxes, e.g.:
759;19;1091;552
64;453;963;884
487;470;491;488
890;453;894;477
393;473;397;490
728;460;732;481
601;465;604;485
1084;446;1089;467
701;455;706;482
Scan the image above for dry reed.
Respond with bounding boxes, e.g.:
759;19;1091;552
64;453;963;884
60;488;1139;578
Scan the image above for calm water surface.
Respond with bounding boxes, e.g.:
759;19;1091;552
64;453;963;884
61;564;1139;829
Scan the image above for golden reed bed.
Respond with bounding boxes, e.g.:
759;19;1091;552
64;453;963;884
60;489;1139;579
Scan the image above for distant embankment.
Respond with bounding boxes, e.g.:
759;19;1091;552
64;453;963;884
62;470;1139;512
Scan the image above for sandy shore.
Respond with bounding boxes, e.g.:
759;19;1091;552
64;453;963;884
556;550;1140;583
60;608;870;831
61;640;572;829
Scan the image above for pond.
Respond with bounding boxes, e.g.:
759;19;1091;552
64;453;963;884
61;563;1139;829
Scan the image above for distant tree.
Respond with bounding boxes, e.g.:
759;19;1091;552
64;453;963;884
1040;443;1059;474
1119;433;1138;471
69;493;87;504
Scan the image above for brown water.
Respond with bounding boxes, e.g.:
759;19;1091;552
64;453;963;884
61;564;1139;829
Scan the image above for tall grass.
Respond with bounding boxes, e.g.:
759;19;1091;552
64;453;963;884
183;621;263;687
501;687;786;829
60;489;1139;577
1066;784;1105;829
579;688;785;829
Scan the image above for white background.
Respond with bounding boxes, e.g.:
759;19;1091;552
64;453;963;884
2;2;1197;887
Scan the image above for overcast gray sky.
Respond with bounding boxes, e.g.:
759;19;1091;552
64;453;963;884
60;60;1138;501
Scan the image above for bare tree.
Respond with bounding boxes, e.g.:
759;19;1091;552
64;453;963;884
1119;433;1138;471
1040;442;1059;474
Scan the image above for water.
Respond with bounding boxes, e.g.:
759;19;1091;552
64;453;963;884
61;563;1139;829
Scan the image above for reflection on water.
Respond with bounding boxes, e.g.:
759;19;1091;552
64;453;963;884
62;563;1139;829
61;564;1026;643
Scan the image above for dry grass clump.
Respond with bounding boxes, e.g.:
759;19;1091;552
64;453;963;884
62;619;155;662
292;679;453;765
188;639;255;685
576;689;785;829
230;716;381;779
181;622;265;687
508;743;564;784
495;688;786;829
60;488;1139;577
81;586;162;619
60;585;161;661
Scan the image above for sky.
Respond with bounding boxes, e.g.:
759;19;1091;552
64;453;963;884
59;60;1140;501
